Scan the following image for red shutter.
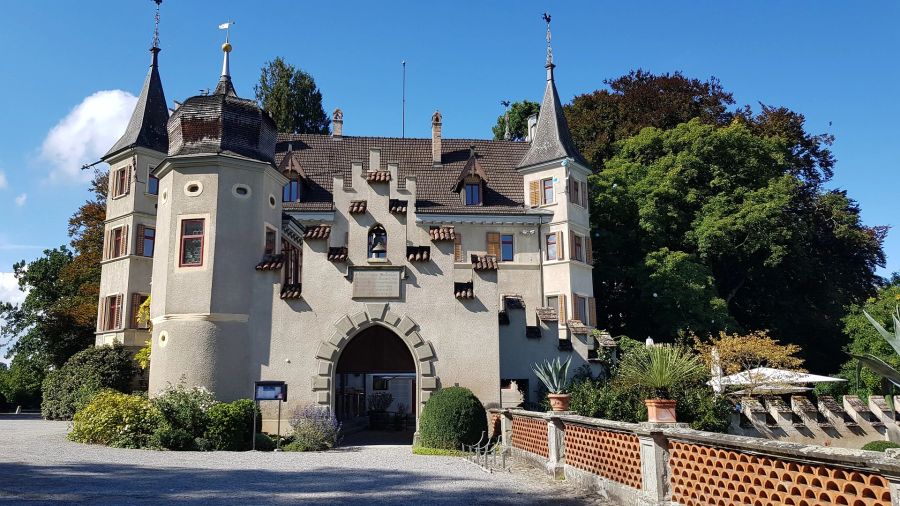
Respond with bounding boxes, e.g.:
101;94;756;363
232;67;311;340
586;235;593;264
588;297;597;327
136;224;145;256
454;233;463;262
529;180;540;207
114;294;123;329
130;293;141;329
122;225;129;256
556;231;565;260
558;294;567;325
486;233;500;258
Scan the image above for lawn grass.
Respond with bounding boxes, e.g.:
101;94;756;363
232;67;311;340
412;445;467;457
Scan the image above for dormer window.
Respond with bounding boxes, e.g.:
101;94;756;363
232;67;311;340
465;181;482;205
368;225;387;259
282;179;301;202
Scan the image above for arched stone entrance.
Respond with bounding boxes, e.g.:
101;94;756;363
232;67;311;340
311;303;440;423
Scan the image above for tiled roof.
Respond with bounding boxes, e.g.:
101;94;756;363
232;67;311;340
281;283;302;299
454;282;474;299
595;330;616;347
255;254;284;271
536;307;558;321
429;226;456;241
105;49;169;159
327;247;348;262
389;199;408;214
348;200;367;214
278;149;306;178
471;254;498;271
275;134;530;215
567;320;589;335
406;246;430;262
304;225;331;240
365;170;391;182
451;148;489;192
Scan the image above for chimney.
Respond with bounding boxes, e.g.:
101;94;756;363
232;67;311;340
431;110;442;165
526;113;538;142
332;108;343;139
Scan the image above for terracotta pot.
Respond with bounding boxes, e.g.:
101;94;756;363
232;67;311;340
645;398;677;423
548;393;571;412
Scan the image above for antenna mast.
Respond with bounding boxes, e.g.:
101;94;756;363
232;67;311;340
401;60;407;138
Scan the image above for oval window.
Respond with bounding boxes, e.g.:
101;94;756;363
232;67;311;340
158;331;169;348
184;181;203;196
269;194;277;208
232;184;251;199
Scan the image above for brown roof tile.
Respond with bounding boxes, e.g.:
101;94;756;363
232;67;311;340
255;254;284;271
536;307;558;321
595;330;616;347
304;225;331;240
280;283;302;299
429;226;456;241
365;170;391;182
454;281;474;299
327;247;348;262
567;320;589;335
471;254;498;271
348;200;367;214
389;199;408;214
406;246;430;262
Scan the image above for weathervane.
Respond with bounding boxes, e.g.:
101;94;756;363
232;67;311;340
219;20;235;44
501;100;511;140
151;0;162;49
543;12;553;66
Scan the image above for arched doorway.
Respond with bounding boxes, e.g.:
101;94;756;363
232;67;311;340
334;325;416;440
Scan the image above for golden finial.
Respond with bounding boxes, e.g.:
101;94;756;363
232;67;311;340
222;42;232;53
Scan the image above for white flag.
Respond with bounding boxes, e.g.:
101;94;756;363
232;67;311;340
219;22;232;30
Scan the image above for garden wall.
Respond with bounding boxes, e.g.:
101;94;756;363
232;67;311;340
493;408;900;506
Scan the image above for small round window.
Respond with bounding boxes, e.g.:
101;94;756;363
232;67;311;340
269;194;277;208
161;188;168;204
232;184;251;199
158;331;169;348
184;181;203;197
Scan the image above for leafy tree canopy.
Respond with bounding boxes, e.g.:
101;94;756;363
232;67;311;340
592;120;885;371
492;100;540;141
255;57;330;135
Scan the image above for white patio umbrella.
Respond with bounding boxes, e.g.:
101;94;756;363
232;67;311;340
708;367;846;395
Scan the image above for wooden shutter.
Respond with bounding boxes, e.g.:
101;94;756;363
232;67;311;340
556;231;565;260
98;297;107;331
124;166;132;195
568;177;575;204
136;224;145;256
486;232;500;258
454;233;463;262
573;294;583;322
558;294;567;324
130;293;141;329
114;294;123;329
103;230;111;260
569;230;576;260
122;225;129;256
588;297;597;327
586;235;593;264
529;180;540;206
581;181;588;208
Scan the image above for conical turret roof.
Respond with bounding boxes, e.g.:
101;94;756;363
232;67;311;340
517;63;587;169
104;48;169;159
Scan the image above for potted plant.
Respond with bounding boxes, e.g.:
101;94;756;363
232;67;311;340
533;356;572;412
618;344;703;423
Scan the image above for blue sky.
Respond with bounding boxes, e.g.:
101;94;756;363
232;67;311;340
0;1;897;305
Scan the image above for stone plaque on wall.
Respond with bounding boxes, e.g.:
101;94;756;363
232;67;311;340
352;268;401;298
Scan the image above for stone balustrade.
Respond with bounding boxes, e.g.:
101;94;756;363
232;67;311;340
493;408;900;506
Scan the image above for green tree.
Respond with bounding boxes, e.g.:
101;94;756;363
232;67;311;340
492;100;540;141
255;57;330;134
592;120;884;371
0;353;46;408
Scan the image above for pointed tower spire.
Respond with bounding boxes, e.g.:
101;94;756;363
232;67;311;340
517;13;587;169
103;0;169;159
214;21;237;97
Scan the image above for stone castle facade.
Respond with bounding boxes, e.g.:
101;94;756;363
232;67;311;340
96;32;599;429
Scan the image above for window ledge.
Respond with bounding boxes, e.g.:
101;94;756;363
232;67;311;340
367;258;389;264
539;202;558;209
543;259;594;269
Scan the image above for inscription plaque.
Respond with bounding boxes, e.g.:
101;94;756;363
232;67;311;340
352;269;401;298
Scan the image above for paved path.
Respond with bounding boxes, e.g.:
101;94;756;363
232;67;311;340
0;417;605;505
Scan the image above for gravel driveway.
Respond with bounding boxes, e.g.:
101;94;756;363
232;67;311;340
0;416;604;505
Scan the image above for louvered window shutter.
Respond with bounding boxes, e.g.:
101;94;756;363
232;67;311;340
529;180;540;206
103;230;110;260
558;294;567;324
574;295;583;322
586;235;593;264
556;231;565;260
581;181;588;208
454;233;463;262
486;233;500;258
588;297;597;327
136;224;145;256
569;177;576;204
130;293;141;329
114;294;123;329
122;225;129;256
98;297;106;331
569;230;576;260
125;166;132;195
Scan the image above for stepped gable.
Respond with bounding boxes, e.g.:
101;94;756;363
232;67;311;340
276;134;529;215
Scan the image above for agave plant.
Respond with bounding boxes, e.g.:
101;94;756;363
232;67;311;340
851;306;900;387
533;356;572;394
617;344;704;399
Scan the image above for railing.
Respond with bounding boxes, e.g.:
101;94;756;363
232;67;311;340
492;408;900;506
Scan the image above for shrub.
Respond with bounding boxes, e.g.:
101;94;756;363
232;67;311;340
418;387;487;450
254;433;277;451
285;405;341;451
862;440;900;452
151;384;216;450
205;399;259;451
68;390;161;448
42;344;136;420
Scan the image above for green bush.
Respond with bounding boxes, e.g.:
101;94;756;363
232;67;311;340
41;344;137;420
418;387;487;450
285;405;341;451
151;384;216;449
205;399;259;451
68;390;161;448
254;433;277;451
862;440;900;452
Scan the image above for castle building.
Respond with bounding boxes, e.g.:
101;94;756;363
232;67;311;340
96;22;599;430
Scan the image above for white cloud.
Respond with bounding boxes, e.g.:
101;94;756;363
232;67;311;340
0;170;7;190
39;90;137;184
0;272;26;306
14;193;26;207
